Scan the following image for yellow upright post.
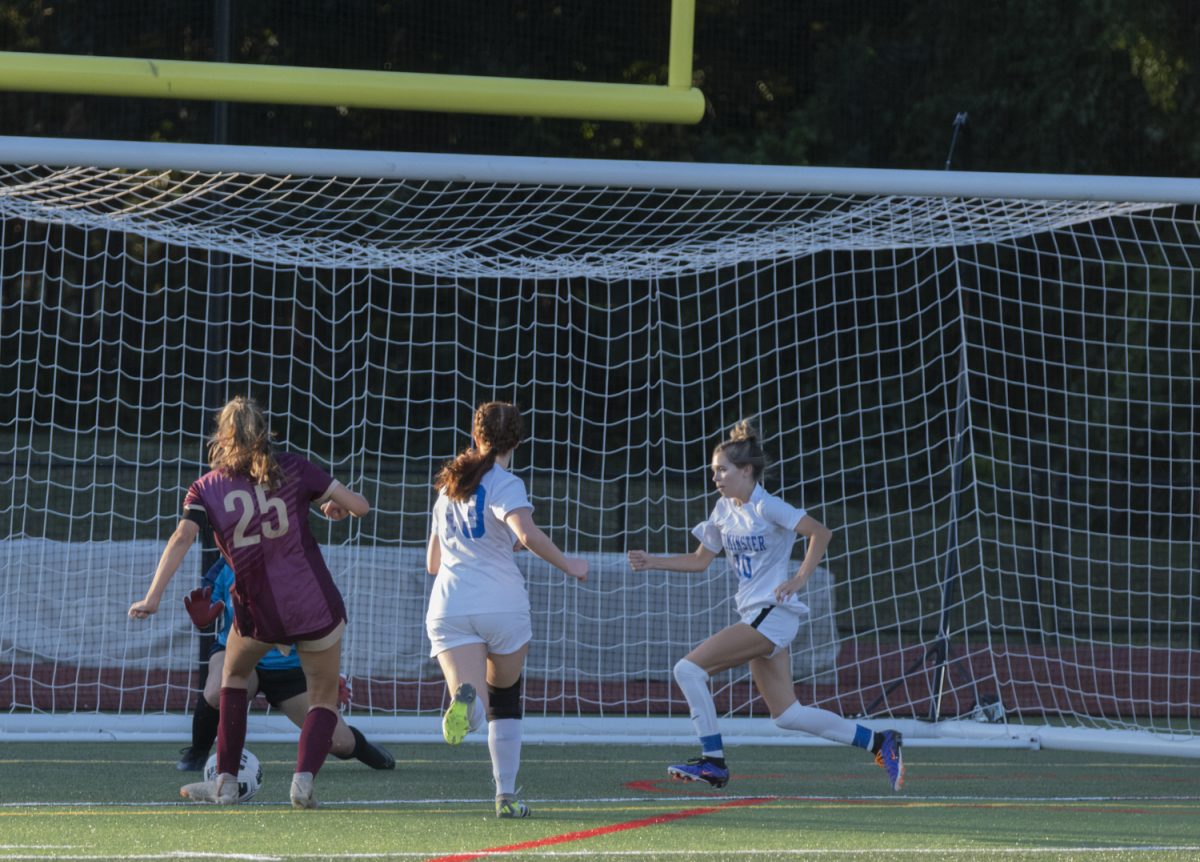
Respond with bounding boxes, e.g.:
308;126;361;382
669;0;697;90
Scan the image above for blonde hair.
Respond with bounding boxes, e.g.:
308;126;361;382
434;401;524;502
207;396;284;490
713;419;768;479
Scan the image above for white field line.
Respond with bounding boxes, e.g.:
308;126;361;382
3;792;1200;809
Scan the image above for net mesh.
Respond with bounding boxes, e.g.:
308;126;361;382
1;156;1196;741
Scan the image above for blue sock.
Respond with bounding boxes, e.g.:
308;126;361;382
699;733;724;758
851;725;874;750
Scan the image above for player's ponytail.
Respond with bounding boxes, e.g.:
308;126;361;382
208;396;285;490
713;419;768;479
435;401;523;502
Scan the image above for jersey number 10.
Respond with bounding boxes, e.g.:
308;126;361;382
446;486;487;540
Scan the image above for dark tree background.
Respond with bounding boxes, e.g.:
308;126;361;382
0;0;1197;175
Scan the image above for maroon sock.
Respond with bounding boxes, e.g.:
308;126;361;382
296;706;338;777
216;687;248;777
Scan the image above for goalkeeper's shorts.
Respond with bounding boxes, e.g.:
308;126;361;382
254;666;308;709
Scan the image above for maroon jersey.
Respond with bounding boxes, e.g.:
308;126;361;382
183;451;346;644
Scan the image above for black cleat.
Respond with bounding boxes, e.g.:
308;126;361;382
175;746;210;772
349;725;395;770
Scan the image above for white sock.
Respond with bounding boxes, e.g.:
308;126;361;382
673;659;723;757
487;718;522;796
773;701;858;745
469;696;486;733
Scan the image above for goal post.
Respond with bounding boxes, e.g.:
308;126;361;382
0;135;1196;757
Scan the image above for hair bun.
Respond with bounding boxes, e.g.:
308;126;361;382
729;419;758;443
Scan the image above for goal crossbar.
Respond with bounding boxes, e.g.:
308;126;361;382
2;136;1200;202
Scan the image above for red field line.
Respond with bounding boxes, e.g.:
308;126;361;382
424;796;775;862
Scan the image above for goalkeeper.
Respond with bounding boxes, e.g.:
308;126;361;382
176;557;394;773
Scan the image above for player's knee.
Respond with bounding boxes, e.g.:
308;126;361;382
488;677;523;721
674;658;708;686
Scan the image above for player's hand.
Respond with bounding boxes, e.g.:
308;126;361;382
513;539;525;552
321;500;349;521
563;557;589;582
774;574;805;603
128;596;160;619
338;674;352;709
183;585;226;628
627;550;652;571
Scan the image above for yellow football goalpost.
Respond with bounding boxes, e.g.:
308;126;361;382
0;0;703;124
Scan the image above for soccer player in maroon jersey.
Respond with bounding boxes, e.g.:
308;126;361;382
129;396;369;808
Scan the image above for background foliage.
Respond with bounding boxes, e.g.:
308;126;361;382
0;0;1198;174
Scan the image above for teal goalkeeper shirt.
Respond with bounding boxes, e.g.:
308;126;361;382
204;560;301;671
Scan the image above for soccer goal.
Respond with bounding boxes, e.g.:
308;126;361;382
1;136;1197;756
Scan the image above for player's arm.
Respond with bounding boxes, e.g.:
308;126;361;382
426;531;441;575
774;514;833;602
318;480;370;520
505;508;588;582
627;544;717;573
129;515;201;618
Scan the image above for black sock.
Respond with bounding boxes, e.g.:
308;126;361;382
191;697;220;753
345;724;393;769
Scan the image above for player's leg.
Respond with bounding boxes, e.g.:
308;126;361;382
435;642;489;744
667;623;774;789
266;667;392;769
486;641;530;818
177;647;224;770
181;627;271;803
291;626;345;809
750;651;904;791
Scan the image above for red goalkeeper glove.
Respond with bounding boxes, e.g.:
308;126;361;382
183;585;225;629
338;675;352;709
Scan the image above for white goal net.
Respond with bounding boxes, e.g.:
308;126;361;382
0;137;1196;754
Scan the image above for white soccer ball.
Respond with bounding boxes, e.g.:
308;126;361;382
203;749;262;802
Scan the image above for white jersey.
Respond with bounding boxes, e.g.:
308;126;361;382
426;464;533;620
692;483;808;617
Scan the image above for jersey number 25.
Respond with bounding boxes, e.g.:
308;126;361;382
224;487;290;548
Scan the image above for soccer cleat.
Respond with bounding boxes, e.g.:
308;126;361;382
873;729;905;791
180;772;239;804
357;739;396;773
442;683;477;745
667;756;729;789
496;794;531;818
350;725;396;773
175;746;209;772
290;771;317;809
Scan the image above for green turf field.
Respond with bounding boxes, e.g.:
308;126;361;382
1;741;1198;861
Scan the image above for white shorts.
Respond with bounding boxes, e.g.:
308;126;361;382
740;605;803;659
426;611;532;658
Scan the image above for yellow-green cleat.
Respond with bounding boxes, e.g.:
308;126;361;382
442;683;476;745
496;794;531;818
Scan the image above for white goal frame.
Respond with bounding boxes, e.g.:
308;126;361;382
0;135;1197;758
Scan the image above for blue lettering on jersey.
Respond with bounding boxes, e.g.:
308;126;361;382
722;534;766;553
732;552;753;580
446;485;487;540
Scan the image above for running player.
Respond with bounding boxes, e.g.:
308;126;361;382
175;558;394;773
426;401;588;818
129;395;370;808
627;420;904;792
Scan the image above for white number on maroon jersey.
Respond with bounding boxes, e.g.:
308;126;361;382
224;487;291;548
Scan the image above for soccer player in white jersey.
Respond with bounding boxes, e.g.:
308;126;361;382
628;420;904;792
426;401;589;818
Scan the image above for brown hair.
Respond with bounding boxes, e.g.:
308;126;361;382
207;396;284;490
713;419;768;479
434;401;524;502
